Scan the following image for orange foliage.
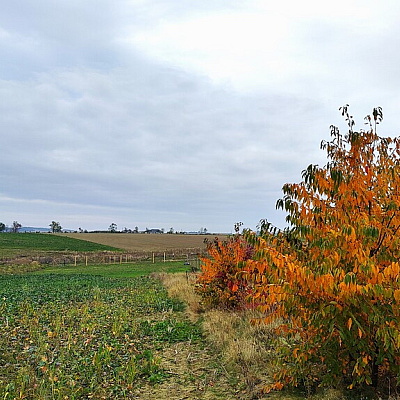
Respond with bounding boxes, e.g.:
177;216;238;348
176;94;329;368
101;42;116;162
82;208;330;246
245;107;400;390
197;224;254;309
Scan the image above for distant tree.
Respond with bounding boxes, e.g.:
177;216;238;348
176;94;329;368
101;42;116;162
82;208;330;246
78;227;83;233
50;221;62;233
0;222;5;232
168;227;174;234
108;223;118;233
11;221;21;233
134;226;139;234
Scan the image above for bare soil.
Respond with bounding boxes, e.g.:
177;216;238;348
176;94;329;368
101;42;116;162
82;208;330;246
63;233;227;252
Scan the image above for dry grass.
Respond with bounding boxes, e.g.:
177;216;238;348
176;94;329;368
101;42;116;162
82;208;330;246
160;273;274;399
63;233;227;252
201;308;274;397
131;341;235;399
155;272;203;320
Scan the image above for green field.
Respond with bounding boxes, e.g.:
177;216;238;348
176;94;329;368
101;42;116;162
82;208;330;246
0;233;121;257
34;260;195;278
0;262;232;399
0;234;235;398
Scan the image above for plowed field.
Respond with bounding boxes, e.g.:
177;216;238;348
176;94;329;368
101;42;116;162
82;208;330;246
62;233;227;252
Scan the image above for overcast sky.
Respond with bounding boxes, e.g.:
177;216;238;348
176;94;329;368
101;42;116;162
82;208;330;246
1;1;400;233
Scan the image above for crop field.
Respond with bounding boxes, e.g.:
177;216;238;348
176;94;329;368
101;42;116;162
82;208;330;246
0;233;121;258
33;260;195;278
0;263;234;399
62;233;227;252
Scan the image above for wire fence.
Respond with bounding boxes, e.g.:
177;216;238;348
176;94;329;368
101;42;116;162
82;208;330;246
0;248;205;270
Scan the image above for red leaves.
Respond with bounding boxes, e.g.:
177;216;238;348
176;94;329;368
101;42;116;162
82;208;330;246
196;234;254;309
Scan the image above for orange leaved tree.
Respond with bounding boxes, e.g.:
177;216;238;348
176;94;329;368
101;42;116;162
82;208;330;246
197;223;254;309
245;106;400;390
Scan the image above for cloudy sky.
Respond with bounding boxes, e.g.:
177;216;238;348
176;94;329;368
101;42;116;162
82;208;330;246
1;0;400;233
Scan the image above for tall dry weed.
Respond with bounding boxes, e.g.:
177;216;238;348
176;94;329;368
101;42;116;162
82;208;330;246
155;272;202;321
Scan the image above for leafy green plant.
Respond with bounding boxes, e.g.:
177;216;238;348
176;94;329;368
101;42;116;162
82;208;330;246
0;274;201;398
139;319;202;344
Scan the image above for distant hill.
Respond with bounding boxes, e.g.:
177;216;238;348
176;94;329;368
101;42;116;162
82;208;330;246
3;227;75;233
19;227;51;233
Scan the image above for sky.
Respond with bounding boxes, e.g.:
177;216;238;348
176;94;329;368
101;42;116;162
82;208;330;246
1;0;400;233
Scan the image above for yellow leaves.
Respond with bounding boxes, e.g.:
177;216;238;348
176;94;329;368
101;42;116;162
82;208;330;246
392;262;400;277
347;318;352;331
333;251;341;267
394;290;400;303
368;264;380;284
383;262;400;281
263;381;284;393
258;304;269;314
358;328;363;338
349;227;357;242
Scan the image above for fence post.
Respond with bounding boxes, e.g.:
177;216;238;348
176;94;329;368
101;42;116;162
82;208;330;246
152;253;155;263
163;252;166;263
85;256;88;266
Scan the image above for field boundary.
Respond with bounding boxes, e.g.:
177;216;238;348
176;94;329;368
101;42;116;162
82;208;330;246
0;248;205;268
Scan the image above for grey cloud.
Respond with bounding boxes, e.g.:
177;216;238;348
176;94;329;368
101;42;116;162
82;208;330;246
3;1;397;232
0;58;326;231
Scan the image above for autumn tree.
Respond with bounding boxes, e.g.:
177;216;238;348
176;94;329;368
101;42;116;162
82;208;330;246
245;106;400;390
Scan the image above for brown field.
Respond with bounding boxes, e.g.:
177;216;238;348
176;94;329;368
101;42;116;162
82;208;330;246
63;233;228;252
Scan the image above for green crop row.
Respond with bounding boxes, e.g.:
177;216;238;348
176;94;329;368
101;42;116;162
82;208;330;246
0;274;201;398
